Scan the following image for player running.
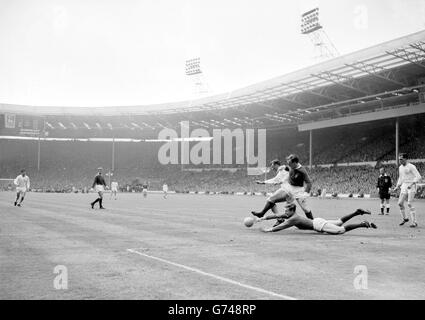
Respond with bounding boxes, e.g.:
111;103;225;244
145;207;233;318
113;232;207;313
377;167;392;215
252;155;314;226
285;154;313;220
91;167;107;209
393;154;422;228
163;183;168;199
110;180;118;200
252;160;291;221
13;169;30;207
257;205;377;235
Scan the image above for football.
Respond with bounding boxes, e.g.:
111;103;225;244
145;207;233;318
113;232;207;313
244;217;255;228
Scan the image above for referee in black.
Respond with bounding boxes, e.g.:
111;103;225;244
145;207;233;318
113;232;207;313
377;167;392;215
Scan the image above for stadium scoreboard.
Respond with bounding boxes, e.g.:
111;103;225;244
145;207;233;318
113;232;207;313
0;113;44;136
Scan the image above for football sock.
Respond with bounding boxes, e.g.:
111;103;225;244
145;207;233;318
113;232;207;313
400;208;407;220
258;201;275;215
380;204;384;214
409;210;417;224
99;198;103;208
92;198;100;206
340;211;362;223
386;205;390;214
344;222;367;232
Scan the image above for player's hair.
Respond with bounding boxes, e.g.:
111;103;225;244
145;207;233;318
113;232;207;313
286;154;299;163
270;159;281;166
21;169;26;173
399;153;408;160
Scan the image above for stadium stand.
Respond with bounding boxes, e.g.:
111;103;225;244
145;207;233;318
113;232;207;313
1;30;425;198
1;119;424;197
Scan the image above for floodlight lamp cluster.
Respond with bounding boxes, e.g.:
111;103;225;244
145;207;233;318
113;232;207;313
301;8;322;34
185;57;202;76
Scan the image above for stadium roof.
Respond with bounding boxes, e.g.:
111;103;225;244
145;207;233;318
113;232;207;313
1;29;425;130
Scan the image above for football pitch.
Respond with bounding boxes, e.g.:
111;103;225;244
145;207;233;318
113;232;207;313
1;192;424;300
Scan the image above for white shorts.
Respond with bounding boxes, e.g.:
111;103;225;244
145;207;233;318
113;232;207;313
95;185;105;193
143;189;147;193
313;218;327;233
400;183;417;195
16;187;27;193
283;183;308;199
111;188;117;192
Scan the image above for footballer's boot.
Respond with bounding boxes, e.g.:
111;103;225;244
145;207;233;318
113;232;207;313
399;218;409;226
355;209;372;215
362;221;377;229
410;222;418;228
91;202;95;209
251;211;265;218
100;206;106;210
14;201;17;206
272;218;286;228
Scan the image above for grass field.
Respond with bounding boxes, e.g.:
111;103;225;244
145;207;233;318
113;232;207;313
1;192;424;300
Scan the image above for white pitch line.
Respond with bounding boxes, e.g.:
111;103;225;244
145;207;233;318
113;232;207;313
127;248;297;300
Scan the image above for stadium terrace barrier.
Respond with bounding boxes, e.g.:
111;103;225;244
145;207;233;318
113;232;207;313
315;159;425;168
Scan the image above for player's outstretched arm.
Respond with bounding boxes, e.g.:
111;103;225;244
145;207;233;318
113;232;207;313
260;213;288;221
262;219;294;233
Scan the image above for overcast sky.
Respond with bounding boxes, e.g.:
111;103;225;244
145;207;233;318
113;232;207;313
1;0;425;107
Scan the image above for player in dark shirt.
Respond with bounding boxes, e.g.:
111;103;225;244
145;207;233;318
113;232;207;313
376;167;392;215
286;154;313;219
91;167;107;209
270;154;314;228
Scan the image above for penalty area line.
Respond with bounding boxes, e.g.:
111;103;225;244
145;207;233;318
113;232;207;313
127;248;297;300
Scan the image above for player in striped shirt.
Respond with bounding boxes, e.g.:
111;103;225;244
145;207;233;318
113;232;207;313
394;154;422;228
14;169;30;207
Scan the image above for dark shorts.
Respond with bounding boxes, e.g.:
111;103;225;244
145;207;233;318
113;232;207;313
379;192;390;200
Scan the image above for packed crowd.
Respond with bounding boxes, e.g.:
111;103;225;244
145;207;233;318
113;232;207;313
1;115;424;198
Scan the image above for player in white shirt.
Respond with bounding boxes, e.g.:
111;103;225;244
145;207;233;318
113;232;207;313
110;181;118;200
14;169;30;207
251;160;291;222
162;183;168;199
394;154;422;228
